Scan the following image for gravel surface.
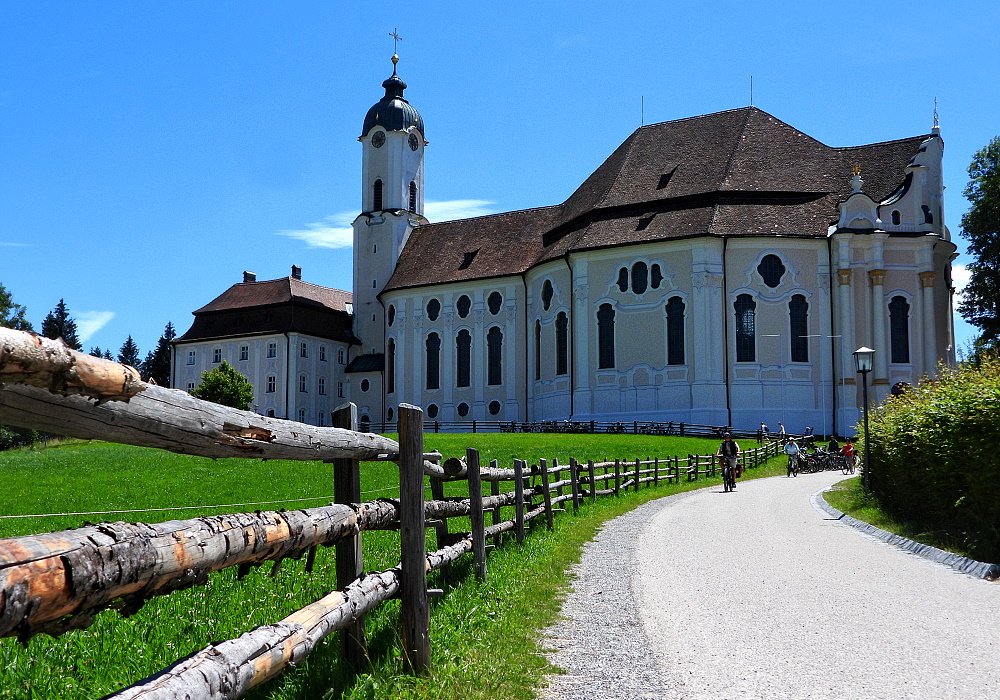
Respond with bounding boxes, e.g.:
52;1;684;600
540;471;999;699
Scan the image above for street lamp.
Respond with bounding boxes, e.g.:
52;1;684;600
854;346;875;492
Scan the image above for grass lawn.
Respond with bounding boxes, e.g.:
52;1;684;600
0;435;785;700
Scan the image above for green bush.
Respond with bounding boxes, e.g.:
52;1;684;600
866;357;1000;561
0;424;39;451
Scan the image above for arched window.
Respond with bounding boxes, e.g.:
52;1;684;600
427;298;441;322
373;179;383;211
597;304;616;369
542;280;554;310
318;377;327;395
631;261;648;294
556;312;569;375
488;292;503;315
457;330;472;387
757;255;786;288
617;268;629;292
426;332;441;390
487;327;503;385
298;408;306;423
409;181;417;211
457;295;471;318
387;305;395;326
889;296;910;363
922;205;934;224
735;294;756;362
891;210;901;225
651;264;663;289
666;297;685;365
789;295;809;362
535;320;541;381
386;338;395;394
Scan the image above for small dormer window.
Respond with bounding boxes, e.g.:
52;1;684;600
409;181;417;211
373;179;383;210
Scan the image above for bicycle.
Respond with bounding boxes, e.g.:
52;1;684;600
786;453;799;477
721;457;737;492
841;453;857;475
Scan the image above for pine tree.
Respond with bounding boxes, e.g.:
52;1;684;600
90;346;104;358
0;283;33;331
959;136;1000;343
41;299;82;350
142;322;176;386
117;335;142;369
190;360;254;410
103;349;114;360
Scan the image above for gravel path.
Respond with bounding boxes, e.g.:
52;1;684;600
540;471;998;699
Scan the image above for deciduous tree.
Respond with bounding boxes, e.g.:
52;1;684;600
959;136;1000;343
189;360;254;410
0;283;33;331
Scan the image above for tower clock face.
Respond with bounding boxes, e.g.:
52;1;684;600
371;131;386;148
408;133;419;151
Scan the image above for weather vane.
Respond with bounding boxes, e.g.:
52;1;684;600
390;28;402;55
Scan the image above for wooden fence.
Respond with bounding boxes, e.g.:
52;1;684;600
0;328;781;699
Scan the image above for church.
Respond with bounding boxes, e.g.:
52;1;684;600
173;55;957;438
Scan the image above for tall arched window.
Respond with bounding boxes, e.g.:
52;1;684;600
556;312;569;375
386;338;395;393
666;297;685;365
457;330;471;387
597;304;616;369
789;295;809;362
889;296;911;363
373;179;383;211
409;181;417;211
425;333;440;390
487;327;503;385
734;294;756;362
534;320;541;380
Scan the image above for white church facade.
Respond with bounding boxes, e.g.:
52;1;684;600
175;57;958;438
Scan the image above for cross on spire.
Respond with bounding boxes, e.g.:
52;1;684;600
389;28;402;55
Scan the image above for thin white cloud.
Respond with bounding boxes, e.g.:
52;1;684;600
277;199;497;249
0;242;29;247
77;311;115;342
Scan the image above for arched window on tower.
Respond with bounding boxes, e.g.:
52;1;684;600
425;333;440;390
789;295;809;362
889;296;911;363
597;304;616;369
665;297;685;365
373;179;383;211
487;327;503;385
409;181;417;211
734;294;756;362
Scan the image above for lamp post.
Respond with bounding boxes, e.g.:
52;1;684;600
854;346;874;492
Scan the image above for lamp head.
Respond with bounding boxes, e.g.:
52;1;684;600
853;346;875;373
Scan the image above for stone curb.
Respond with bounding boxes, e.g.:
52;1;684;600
811;487;1000;581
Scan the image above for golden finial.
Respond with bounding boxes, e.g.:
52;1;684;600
852;163;862;177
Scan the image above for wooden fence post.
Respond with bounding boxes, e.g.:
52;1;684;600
466;448;487;583
489;459;502;547
588;460;597;503
539;458;554;530
614;458;621;496
514;459;526;544
331;402;367;670
653;456;659;486
634;458;641;492
397;403;430;674
569;458;581;513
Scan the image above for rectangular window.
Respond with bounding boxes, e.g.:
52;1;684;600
666;298;685;365
267;342;277;358
318;412;325;426
487;327;503;385
337;381;344;398
187;382;195;390
318;377;327;395
556;313;569;375
338;348;345;364
597;304;615;369
734;295;756;362
239;345;249;361
266;376;276;393
300;342;308;358
187;350;196;365
213;348;222;364
299;375;307;393
319;346;326;362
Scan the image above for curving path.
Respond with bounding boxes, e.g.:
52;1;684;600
541;471;998;700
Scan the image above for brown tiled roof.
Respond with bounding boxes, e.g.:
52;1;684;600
194;277;352;313
383;107;930;293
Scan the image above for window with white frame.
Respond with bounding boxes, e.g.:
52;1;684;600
239;345;249;361
338;348;345;364
337;381;344;398
266;375;276;393
299;375;307;393
297;408;306;423
300;342;308;358
319;345;326;362
187;350;196;365
318;377;327;395
267;342;277;358
213;348;222;364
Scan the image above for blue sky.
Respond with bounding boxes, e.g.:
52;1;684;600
1;1;997;359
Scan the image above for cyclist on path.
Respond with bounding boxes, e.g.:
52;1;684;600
717;433;742;482
783;437;801;477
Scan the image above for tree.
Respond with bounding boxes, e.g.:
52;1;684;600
959;136;1000;343
142;322;176;386
0;283;33;331
41;299;82;350
118;335;142;369
89;346;104;358
189;360;254;410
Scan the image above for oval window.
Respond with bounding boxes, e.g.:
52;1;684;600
488;400;501;416
541;280;554;311
457;295;471;318
387;407;394;421
488;292;502;315
360;378;370;392
757;255;786;288
427;299;441;322
427;404;439;418
457;402;470;417
631;261;648;294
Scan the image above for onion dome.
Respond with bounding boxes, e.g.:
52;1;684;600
361;55;425;138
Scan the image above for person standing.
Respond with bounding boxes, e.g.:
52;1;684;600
778;422;786;438
783;437;801;477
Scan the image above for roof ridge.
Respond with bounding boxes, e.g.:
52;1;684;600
418;203;560;227
836;133;934;151
636;106;757;131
